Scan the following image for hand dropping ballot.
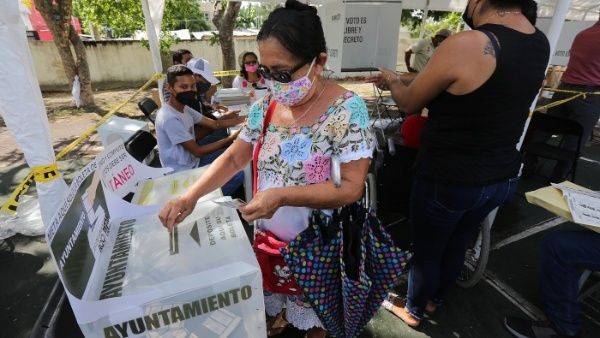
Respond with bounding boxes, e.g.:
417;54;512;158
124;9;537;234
212;197;247;209
45;142;266;338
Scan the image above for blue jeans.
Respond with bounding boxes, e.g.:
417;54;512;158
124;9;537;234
197;131;244;196
541;230;600;335
406;176;519;319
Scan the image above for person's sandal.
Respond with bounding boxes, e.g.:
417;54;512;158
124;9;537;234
382;300;421;327
388;292;437;315
267;310;289;337
425;301;438;315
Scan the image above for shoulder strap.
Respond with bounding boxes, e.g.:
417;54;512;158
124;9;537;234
478;29;501;55
252;99;277;195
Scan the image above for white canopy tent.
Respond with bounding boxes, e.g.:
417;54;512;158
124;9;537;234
0;1;68;232
0;0;598;234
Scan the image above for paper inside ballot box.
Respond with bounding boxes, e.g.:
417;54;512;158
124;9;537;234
58;201;265;338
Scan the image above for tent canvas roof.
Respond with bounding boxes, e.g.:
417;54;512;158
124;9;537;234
316;0;599;21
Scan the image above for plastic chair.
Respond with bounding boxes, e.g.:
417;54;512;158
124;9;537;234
137;98;158;125
522;112;584;182
124;129;159;166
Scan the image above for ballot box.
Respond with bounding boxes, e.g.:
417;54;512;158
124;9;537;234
45;142;266;338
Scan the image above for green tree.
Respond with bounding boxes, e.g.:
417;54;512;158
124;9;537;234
401;9;460;37
235;3;277;29
236;3;256;29
423;11;463;37
212;1;241;87
73;0;210;38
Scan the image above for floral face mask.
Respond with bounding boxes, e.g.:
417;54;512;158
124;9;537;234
268;58;316;107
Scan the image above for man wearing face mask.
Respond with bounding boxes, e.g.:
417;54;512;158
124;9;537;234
155;65;245;195
186;58;221;113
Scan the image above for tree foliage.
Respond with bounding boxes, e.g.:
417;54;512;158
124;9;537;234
235;3;276;29
73;0;210;38
401;10;462;37
212;1;241;87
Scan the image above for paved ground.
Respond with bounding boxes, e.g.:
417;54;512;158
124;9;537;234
1;87;600;337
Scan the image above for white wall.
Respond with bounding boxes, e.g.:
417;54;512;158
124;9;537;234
29;37;259;90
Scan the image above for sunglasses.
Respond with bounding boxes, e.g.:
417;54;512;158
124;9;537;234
257;59;310;83
244;60;258;65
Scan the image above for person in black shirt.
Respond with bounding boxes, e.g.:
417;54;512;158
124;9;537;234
367;0;549;327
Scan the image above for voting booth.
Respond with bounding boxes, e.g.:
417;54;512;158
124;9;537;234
319;0;403;73
45;142;265;338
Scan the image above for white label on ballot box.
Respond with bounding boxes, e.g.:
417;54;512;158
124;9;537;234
553;183;600;227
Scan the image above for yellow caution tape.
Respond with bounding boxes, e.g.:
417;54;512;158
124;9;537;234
1;172;35;213
213;70;239;77
32;163;60;183
530;87;600;117
1;73;164;214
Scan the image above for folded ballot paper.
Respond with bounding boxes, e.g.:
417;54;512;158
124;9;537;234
46;142;265;338
525;181;600;233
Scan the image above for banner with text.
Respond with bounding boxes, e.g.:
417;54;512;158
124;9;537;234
536;18;595;66
46;146;265;338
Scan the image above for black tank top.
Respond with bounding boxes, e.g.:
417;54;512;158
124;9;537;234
415;24;550;185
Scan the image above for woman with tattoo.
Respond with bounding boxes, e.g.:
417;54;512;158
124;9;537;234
367;0;549;327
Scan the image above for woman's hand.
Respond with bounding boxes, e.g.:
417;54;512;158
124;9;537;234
158;195;197;231
365;68;398;90
239;188;284;222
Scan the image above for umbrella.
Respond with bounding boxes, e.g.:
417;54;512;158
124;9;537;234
283;205;411;337
281;211;345;338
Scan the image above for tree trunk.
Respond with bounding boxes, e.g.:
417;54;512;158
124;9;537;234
34;0;94;106
213;1;241;88
69;25;94;105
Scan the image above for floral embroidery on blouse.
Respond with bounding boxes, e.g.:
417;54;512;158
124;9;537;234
239;91;374;190
281;134;312;164
304;154;331;184
348;95;370;128
247;102;264;130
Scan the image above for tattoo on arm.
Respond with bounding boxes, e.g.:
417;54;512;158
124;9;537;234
483;42;496;57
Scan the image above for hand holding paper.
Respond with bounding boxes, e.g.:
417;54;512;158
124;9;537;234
159;196;196;231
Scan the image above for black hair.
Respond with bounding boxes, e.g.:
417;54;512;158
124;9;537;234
257;0;326;65
240;51;259;80
172;49;192;64
521;0;538;25
166;65;193;86
488;0;529;8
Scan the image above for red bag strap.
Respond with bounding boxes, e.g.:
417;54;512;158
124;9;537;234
252;100;277;195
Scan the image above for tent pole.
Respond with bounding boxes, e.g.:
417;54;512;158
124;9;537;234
418;0;430;39
516;0;571;151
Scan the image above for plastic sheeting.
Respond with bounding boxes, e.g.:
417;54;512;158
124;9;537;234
0;195;43;239
0;0;68;229
45;147;265;337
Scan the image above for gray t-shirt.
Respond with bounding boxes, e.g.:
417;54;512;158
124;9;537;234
156;103;203;171
411;38;434;72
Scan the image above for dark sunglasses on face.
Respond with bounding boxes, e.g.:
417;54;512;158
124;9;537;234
244;60;258;65
257;59;309;84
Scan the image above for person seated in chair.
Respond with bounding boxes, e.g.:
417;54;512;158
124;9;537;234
186;57;238;144
505;229;600;338
156;65;245;195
